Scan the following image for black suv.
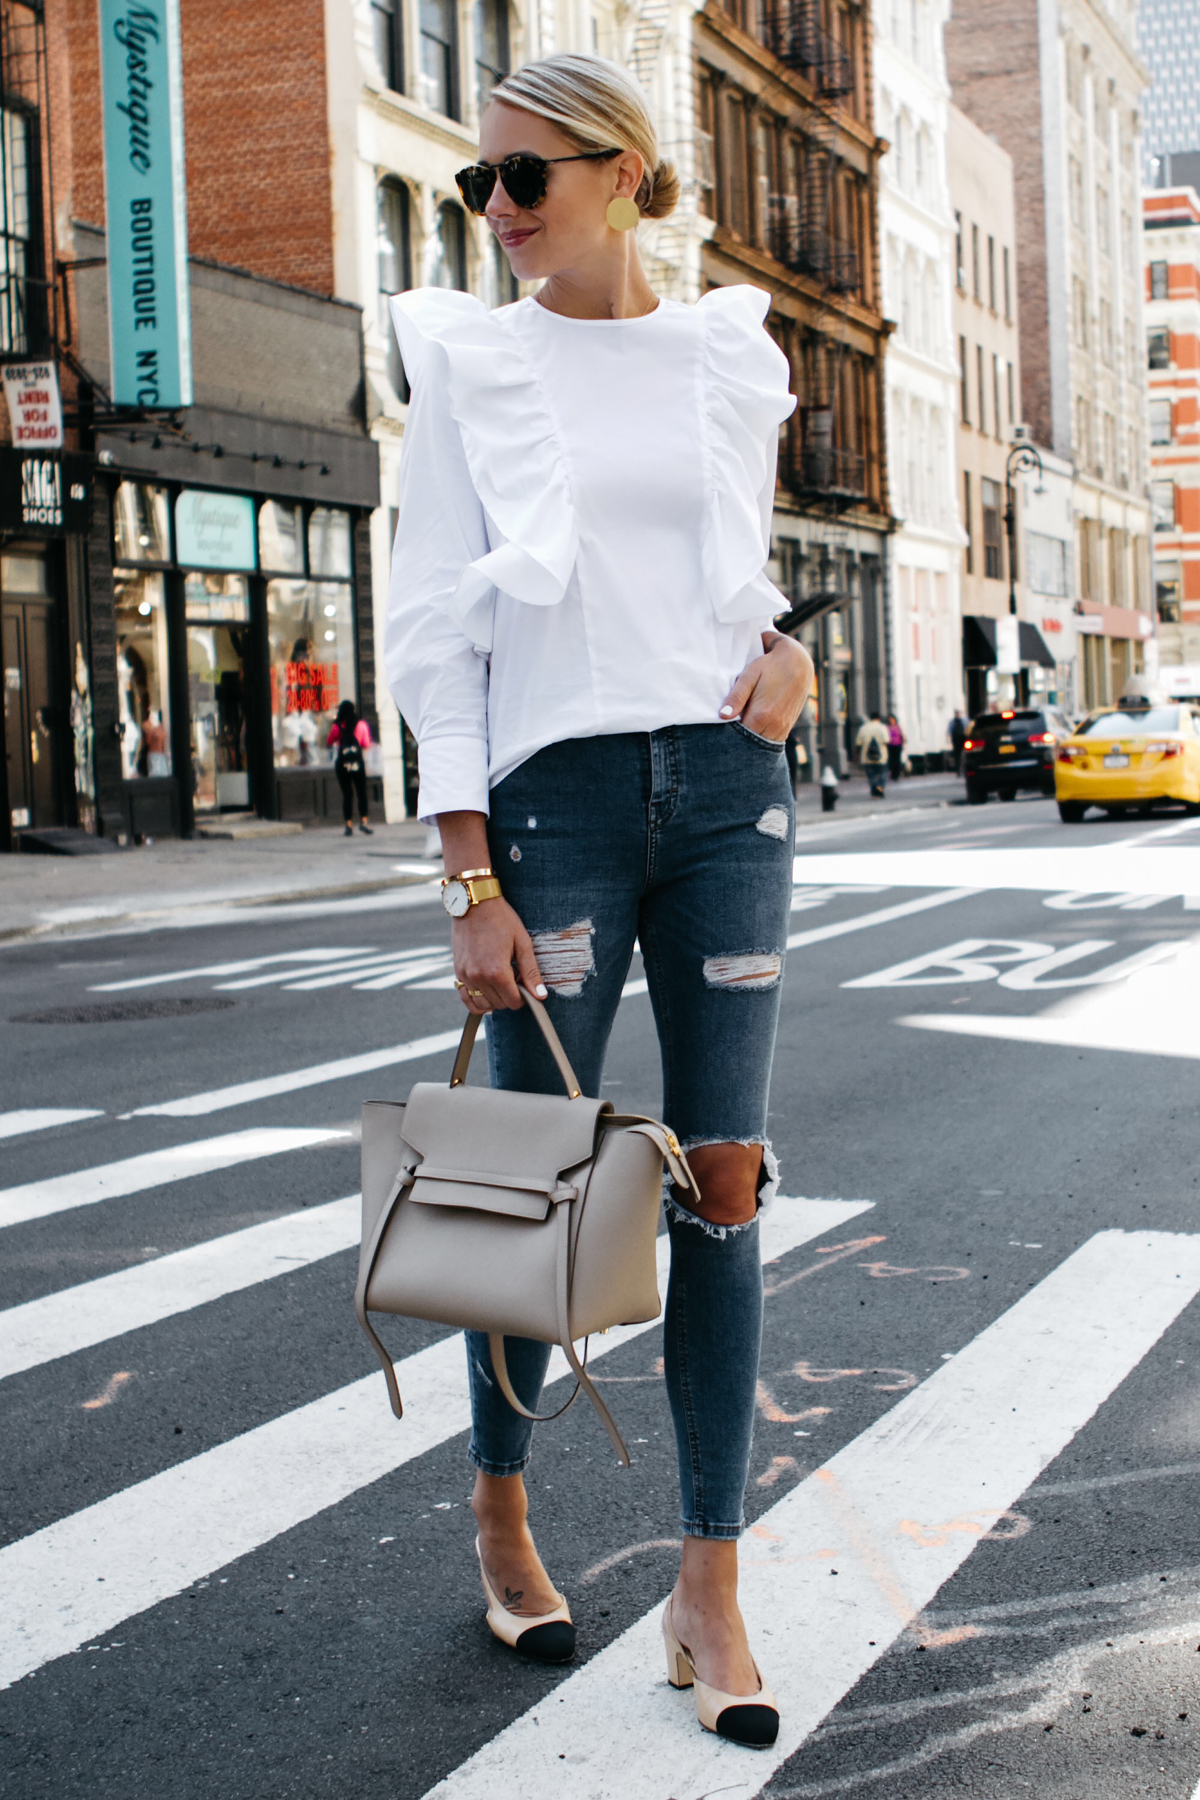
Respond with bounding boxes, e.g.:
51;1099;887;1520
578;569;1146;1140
963;706;1074;803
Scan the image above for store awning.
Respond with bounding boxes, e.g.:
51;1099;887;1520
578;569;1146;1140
962;615;997;667
1018;621;1056;668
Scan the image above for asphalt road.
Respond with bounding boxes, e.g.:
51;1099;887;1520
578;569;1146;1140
3;794;1200;1800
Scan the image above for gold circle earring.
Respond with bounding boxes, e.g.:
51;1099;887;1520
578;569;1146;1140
606;196;640;231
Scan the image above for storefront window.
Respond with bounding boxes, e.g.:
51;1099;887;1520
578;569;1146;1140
113;483;171;564
308;507;352;578
184;573;250;811
259;500;305;574
267;579;356;767
114;570;172;779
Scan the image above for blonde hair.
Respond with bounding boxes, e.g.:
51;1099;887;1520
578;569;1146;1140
489;53;680;221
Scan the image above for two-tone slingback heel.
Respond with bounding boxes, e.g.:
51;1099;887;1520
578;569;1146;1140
475;1537;576;1664
662;1598;780;1748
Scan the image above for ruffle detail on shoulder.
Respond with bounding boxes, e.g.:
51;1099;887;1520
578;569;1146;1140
390;289;577;650
698;285;797;624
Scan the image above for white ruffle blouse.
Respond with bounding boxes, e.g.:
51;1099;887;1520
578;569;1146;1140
385;283;796;822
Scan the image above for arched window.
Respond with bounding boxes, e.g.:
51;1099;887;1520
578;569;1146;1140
377;178;412;397
474;0;509;116
430;200;468;290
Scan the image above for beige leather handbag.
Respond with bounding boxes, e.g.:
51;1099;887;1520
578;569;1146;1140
354;986;698;1465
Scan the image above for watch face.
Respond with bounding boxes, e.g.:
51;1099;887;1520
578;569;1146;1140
442;879;470;919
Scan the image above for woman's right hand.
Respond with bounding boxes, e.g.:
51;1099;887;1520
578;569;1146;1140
452;897;547;1014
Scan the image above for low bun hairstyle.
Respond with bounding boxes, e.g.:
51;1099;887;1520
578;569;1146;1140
489;53;679;223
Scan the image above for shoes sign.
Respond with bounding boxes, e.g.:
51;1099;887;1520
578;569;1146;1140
2;361;63;450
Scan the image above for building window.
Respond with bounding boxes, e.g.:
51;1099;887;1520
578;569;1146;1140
1150;260;1169;300
1147;327;1170;369
1099;298;1113;365
955;210;965;289
114;571;172;779
971;222;980;300
976;343;986;433
987;234;996;310
963;470;973;574
1072;277;1087;348
1003;245;1011;320
1149;398;1173;445
1027;530;1068;596
1096;187;1109;254
959;334;969;423
113;482;171;563
1151;480;1176;530
1157;562;1182;623
258;500;305;573
0;106;39;354
371;0;403;90
992;355;1002;441
430;200;467;289
474;0;509;116
1068;157;1083;227
981;477;1003;579
377;178;412;397
419;0;458;117
1006;360;1015;426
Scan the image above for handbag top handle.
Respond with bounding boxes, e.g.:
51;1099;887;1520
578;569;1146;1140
449;985;584;1099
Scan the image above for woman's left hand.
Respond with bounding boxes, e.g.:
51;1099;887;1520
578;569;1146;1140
719;633;815;742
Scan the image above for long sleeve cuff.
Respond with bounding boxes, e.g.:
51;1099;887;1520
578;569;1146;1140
414;732;491;825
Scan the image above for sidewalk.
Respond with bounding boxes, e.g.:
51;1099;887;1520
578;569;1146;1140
0;771;965;944
0;819;436;943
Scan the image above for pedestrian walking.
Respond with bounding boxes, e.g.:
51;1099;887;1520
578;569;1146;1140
886;713;905;782
948;709;967;775
857;712;890;797
327;700;373;836
386;51;812;1750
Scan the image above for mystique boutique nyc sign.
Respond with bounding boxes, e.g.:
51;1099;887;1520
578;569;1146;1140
98;0;192;409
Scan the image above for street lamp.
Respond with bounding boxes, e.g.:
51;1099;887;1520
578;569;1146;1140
1004;431;1044;618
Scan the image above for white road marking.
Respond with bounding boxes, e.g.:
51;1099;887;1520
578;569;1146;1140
0;1128;350;1232
786;888;976;951
420;1229;1200;1800
792;847;1200;899
125;1028;464;1119
0;1109;103;1142
900;931;1200;1060
0;1197;360;1382
0;1197;872;1691
89;948;375;992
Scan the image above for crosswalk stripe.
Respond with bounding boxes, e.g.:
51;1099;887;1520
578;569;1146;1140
215;946;443;991
288;954;450;992
89;949;373;992
0;1109;103;1142
0;1196;871;1692
792;847;1200;900
0;1128;350;1232
0;1196;360;1382
125;1029;464;1119
419;1228;1200;1800
786;887;975;952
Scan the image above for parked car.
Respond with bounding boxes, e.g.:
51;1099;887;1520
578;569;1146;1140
963;707;1072;803
1055;703;1200;820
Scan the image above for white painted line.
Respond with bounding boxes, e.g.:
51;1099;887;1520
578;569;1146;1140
792;847;1200;899
0;1128;350;1233
0;1196;360;1382
786;888;976;951
0;1109;103;1142
126;1028;464;1119
902;1010;1200;1059
0;1197;872;1691
90;948;374;993
421;1229;1200;1800
621;978;649;998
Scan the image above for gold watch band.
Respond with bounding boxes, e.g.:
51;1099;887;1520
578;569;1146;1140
463;874;502;907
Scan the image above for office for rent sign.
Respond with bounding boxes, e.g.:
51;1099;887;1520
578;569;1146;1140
98;0;192;408
2;362;63;448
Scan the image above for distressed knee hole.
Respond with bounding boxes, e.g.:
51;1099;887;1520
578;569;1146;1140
509;845;522;862
530;919;595;997
702;951;783;991
755;805;790;841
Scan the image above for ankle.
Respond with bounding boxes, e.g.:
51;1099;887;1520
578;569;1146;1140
472;1471;529;1538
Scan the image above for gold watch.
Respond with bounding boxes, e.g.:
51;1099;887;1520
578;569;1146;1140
441;865;502;919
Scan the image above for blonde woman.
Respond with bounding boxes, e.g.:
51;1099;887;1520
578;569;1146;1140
386;52;813;1748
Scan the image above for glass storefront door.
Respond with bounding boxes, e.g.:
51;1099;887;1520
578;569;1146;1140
184;573;251;812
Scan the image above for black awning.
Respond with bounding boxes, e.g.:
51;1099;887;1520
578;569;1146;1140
962;615;997;667
1019;621;1056;668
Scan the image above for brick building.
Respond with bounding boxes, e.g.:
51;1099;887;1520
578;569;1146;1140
694;0;893;775
1;0;378;849
946;0;1155;712
1144;185;1200;679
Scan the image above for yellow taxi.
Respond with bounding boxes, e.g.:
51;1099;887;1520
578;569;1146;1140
1055;702;1200;820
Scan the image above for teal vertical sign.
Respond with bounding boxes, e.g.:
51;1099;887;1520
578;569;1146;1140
98;0;192;408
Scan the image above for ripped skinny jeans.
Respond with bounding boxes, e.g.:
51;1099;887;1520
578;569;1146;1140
467;723;794;1538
